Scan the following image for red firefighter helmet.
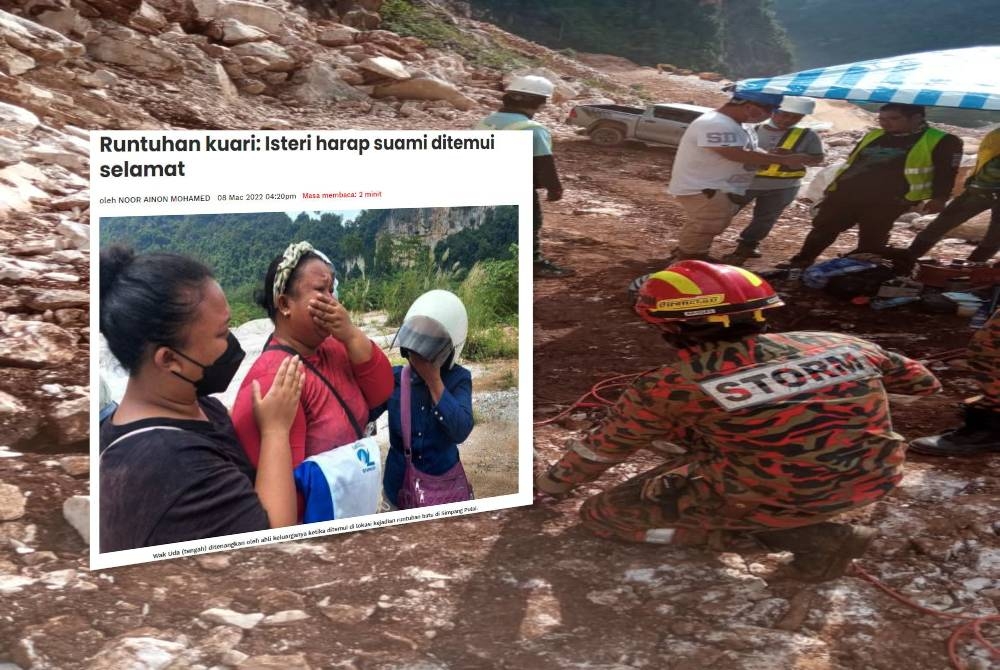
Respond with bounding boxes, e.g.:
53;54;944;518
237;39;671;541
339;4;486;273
634;261;783;328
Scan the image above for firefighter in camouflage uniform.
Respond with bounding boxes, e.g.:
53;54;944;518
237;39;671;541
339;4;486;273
536;261;941;581
910;305;1000;455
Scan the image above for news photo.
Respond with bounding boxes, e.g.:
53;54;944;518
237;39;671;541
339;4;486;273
90;130;532;569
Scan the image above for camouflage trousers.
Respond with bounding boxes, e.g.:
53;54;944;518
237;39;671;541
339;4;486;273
579;459;842;547
969;306;998;408
983;376;1000;409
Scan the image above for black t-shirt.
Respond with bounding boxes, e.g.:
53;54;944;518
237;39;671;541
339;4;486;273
99;396;269;552
834;128;962;202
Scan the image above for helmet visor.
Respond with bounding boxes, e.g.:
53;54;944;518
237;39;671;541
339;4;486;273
396;315;453;368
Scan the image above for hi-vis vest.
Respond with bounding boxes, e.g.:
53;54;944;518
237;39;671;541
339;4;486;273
831;127;947;202
756;127;808;179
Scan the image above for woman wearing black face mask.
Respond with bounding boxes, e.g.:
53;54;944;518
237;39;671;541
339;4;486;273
98;246;305;552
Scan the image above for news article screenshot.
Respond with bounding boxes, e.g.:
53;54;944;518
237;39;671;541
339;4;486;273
89;129;533;570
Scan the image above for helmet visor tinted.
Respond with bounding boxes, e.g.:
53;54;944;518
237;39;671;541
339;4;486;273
396;315;453;368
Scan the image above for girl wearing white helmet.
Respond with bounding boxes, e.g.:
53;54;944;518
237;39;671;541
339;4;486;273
375;289;475;509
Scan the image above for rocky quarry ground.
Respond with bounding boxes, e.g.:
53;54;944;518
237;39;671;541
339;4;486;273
0;0;998;668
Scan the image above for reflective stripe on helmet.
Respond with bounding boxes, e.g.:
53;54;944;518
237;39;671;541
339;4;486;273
635;261;783;327
647;269;703;295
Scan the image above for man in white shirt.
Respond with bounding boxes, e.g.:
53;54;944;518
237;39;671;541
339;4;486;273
667;91;815;261
724;96;826;264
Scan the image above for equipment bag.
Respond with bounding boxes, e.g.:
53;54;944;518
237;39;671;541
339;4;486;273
824;265;898;299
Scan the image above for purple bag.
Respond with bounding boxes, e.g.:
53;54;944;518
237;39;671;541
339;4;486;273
396;365;473;509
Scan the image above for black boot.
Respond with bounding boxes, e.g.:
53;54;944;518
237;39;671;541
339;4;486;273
754;522;875;582
909;405;1000;455
534;257;574;278
774;257;812;270
723;241;761;265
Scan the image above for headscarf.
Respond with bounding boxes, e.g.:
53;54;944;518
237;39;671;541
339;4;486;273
272;241;337;307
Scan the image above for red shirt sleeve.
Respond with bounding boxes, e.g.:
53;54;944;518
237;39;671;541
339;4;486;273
231;353;308;469
351;338;394;409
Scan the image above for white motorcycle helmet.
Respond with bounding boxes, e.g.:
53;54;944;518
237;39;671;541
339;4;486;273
395;290;468;369
506;74;555;99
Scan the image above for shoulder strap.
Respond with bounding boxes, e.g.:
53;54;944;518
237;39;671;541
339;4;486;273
100;426;186;465
780;126;807;150
264;336;363;441
920;127;948;143
400;364;413;462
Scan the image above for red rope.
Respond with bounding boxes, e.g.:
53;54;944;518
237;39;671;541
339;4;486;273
533;369;655;427
536;373;1000;668
852;563;1000;668
921;347;968;362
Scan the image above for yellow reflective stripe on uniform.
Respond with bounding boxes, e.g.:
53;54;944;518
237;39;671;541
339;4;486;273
828;129;887;191
903;127;946;201
756;126;808;178
830;127;946;201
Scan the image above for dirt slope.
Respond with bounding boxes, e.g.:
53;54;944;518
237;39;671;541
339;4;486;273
2;11;999;670
531;61;999;670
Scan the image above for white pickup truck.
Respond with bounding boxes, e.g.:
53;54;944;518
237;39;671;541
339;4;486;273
566;102;711;147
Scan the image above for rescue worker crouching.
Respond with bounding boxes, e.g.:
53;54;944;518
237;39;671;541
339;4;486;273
536;261;941;581
475;75;571;278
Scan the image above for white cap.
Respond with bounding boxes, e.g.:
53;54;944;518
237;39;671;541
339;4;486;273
506;75;555;98
777;96;815;115
395;290;468;368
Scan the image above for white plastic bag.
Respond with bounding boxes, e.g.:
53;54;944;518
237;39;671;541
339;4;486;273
294;436;382;522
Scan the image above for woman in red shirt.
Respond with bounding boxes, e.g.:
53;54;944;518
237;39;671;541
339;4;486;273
231;242;393;476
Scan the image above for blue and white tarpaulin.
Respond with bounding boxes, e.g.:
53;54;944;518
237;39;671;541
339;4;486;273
735;47;1000;110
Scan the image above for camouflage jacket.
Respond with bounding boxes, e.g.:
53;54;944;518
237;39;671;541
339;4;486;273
968;308;999;375
968;307;999;407
548;331;940;521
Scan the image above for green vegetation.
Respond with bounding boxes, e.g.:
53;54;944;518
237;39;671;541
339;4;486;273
458;257;518;360
774;0;998;70
101;207;520;361
380;0;538;70
718;0;794;78
466;0;792;78
373;245;519;361
772;0;1000;128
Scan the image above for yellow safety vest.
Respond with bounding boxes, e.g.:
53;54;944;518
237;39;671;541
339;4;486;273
973;128;1000;177
831;127;947;202
756;127;808;179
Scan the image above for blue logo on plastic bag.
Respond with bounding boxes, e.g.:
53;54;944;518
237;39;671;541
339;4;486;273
356;447;376;472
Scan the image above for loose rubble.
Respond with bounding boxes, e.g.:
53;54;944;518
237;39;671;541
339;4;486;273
0;0;997;668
